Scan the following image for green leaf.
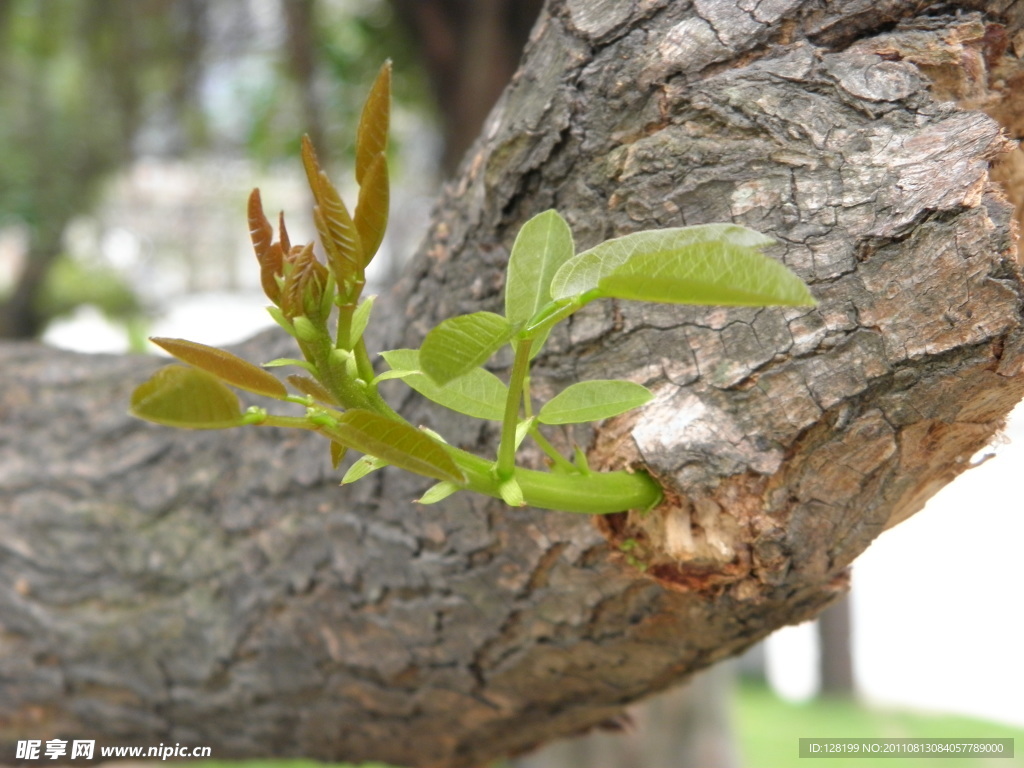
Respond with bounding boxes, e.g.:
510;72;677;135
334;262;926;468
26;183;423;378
537;380;653;425
527;325;554;359
376;348;420;373
498;476;525;507
419;311;512;385
417;480;460;505
130;365;246;429
549;224;776;301
330;441;347;469
350;294;376;346
151;337;288;399
515;417;535;450
380;349;508;421
263;357;316;372
341;454;388;484
601;240;815;307
418;426;449;445
329;409;464;483
265;305;297;338
373;369;416;383
505;210;574;326
573;445;591;474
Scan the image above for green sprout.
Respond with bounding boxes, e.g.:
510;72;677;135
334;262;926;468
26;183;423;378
129;61;816;516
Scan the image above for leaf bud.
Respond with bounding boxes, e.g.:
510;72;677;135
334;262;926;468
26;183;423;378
292;315;321;343
281;242;330;322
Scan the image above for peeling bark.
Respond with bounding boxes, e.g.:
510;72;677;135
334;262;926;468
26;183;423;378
2;2;1023;767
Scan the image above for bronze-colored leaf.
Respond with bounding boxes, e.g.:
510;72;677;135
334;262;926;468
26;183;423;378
286;373;340;406
313;173;363;289
150;337;288;399
355;153;389;266
278;210;291;252
356;60;391;185
300;134;323;205
248;189;282;304
248;189;273;260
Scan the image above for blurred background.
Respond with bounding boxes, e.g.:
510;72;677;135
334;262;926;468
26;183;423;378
1;1;1021;766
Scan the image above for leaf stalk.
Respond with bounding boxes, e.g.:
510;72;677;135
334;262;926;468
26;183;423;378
497;338;533;478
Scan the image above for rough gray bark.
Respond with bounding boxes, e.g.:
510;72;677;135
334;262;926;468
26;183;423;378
2;2;1024;767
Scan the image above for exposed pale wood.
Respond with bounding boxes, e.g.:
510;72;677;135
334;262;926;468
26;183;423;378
2;3;1023;767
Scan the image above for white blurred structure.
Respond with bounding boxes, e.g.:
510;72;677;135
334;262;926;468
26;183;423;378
769;402;1024;727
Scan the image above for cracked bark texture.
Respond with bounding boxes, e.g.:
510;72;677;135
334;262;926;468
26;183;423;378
3;2;1024;766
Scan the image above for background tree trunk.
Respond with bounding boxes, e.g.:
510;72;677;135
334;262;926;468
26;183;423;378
3;2;1024;767
513;664;740;768
389;0;544;175
818;594;855;697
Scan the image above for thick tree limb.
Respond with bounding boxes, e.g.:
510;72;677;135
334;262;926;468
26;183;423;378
2;2;1024;766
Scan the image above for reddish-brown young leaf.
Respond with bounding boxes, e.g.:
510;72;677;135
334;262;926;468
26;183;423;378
248;189;273;259
150;337;288;400
248;189;283;304
278;210;291;252
300;134;323;205
313;172;363;289
355;152;389;266
312;208;345;288
356;61;391;185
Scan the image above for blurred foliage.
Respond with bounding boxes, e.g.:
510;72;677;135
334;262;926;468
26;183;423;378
247;0;430;166
0;0;424;340
37;256;141;321
0;0;212;337
735;682;1024;768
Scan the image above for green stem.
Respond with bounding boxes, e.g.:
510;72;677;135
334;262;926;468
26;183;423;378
335;277;366;349
307;336;372;411
352;337;377;386
337;303;354;350
520;290;600;340
448;444;661;514
260;411;662;515
529;425;577;473
497;338;532;478
336;302;355;350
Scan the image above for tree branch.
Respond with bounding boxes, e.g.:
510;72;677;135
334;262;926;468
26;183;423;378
1;2;1023;766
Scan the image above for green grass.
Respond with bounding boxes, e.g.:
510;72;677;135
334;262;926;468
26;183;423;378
179;683;1022;768
734;681;1024;768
